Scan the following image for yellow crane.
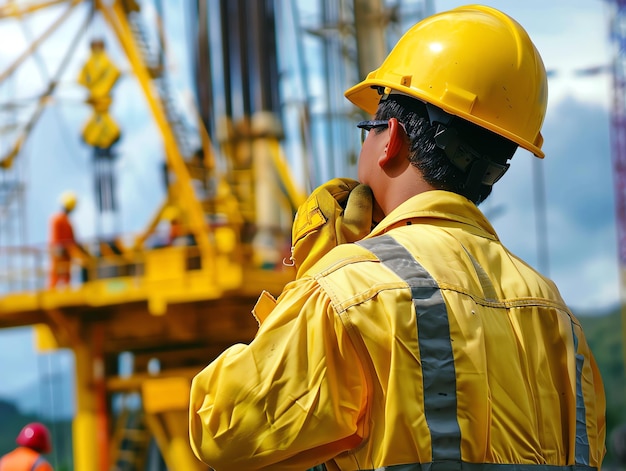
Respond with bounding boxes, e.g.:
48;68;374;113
0;1;305;469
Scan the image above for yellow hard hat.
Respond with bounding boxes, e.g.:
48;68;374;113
344;5;548;158
59;191;77;212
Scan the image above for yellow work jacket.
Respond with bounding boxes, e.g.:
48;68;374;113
189;190;606;471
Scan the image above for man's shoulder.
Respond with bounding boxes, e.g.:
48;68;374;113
303;241;380;277
305;237;417;314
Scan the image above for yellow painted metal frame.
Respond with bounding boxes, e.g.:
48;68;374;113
0;2;306;470
96;0;213;262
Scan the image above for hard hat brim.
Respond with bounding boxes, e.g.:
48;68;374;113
344;81;545;159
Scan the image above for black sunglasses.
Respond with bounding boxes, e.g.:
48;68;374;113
357;120;389;144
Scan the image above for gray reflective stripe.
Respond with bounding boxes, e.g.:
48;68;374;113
366;463;597;471
31;456;48;471
571;322;590;465
461;245;497;300
357;235;461;463
356;235;596;471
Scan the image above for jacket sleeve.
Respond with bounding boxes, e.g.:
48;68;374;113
189;278;368;471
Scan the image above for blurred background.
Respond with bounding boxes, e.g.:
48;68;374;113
0;0;624;470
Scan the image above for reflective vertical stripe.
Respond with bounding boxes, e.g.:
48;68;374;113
31;456;48;471
358;235;461;464
571;322;590;465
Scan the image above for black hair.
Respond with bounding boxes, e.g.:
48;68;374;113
373;94;518;204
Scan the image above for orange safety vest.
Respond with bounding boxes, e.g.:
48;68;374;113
0;447;53;471
49;211;75;249
48;211;76;288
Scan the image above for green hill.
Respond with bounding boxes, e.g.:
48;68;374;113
578;307;626;468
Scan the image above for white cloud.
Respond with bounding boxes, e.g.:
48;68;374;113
489;94;618;312
440;0;620;313
436;0;612;108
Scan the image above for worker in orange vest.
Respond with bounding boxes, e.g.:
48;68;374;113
48;191;79;288
0;422;54;470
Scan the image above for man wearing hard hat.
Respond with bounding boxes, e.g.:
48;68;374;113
189;5;606;471
48;191;80;288
0;422;54;470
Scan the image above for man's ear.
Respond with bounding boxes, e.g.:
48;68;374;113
380;117;407;166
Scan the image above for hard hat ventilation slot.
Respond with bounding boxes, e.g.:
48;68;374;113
434;124;510;189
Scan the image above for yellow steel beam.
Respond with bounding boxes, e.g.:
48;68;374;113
269;138;306;211
73;339;106;471
95;0;212;262
0;245;290;321
143;377;204;471
0;0;75;19
0;0;83;85
0;0;88;169
145;410;206;471
107;367;199;392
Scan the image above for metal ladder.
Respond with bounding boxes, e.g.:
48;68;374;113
126;10;195;160
112;408;151;471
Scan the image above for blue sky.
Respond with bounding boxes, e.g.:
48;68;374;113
0;0;619;406
449;1;618;312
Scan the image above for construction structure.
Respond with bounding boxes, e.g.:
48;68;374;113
0;1;430;470
607;0;626;371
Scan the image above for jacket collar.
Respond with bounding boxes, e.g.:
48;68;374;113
368;190;499;241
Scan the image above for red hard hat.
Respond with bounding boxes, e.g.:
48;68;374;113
16;422;52;454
